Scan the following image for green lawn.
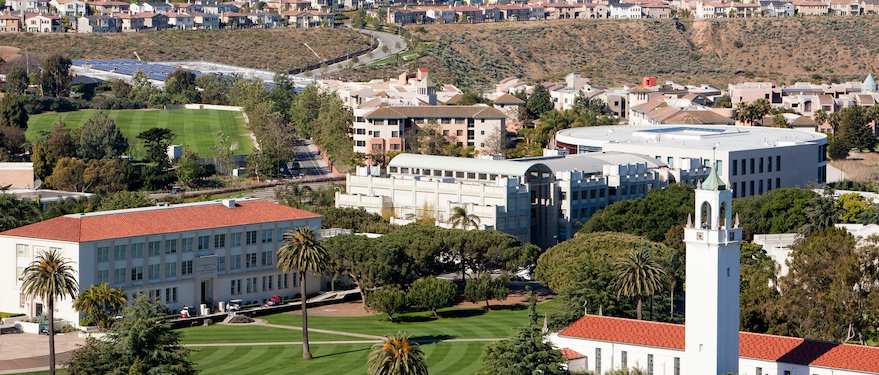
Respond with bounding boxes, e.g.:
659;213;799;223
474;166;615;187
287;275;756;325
262;299;561;340
178;324;364;344
26;109;253;156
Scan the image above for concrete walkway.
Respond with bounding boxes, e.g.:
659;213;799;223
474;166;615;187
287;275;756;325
0;329;85;375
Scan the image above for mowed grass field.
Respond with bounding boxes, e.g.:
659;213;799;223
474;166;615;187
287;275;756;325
26;109;253;156
178;324;363;344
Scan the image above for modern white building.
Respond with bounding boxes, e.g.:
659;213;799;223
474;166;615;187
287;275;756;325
554;125;828;198
0;198;323;325
549;171;879;375
337;152;710;248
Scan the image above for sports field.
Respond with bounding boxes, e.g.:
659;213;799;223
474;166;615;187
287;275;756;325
26;109;254;156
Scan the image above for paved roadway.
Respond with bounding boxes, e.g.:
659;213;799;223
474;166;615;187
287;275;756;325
305;28;407;79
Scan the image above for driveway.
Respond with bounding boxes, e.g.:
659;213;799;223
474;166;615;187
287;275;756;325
306;28;406;78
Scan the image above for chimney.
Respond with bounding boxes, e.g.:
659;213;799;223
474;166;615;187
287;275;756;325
222;199;236;208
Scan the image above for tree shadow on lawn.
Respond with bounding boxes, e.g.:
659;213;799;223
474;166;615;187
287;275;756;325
393;315;438;323
436;308;485;319
410;334;455;343
313;346;371;359
486;303;527;311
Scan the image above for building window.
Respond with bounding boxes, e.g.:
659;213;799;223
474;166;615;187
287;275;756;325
148;264;160;280
759;157;764;173
391;131;399;138
750;180;755;196
759;180;764;194
674;357;680;375
262;276;267;291
97;246;109;262
165;262;177;278
131;266;143;281
165;287;177;303
647;354;653;375
741;159;747;175
456;129;463;136
114;268;126;285
182;238;193;253
97;270;109;284
373;131;380;138
595;348;601;373
218;257;226;272
246;230;258;245
776;177;781;189
131;243;144;258
165;239;177;254
750;158;755;174
262;229;273;243
231;280;238;295
667;156;673;167
621;351;627;368
768;156;772;172
756;367;762;375
148;241;161;256
355;140;365;147
355;128;365;134
214;234;226;248
246;253;257;268
246;278;252;293
230;255;242;270
262;251;273;266
182;260;193;275
232;233;242;247
114;245;127;260
716;160;723;174
776;155;781;171
732;159;737;175
198;236;210;250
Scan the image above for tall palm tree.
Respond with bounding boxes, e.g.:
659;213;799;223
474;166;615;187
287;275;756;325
277;226;329;360
367;331;428;375
814;109;829;129
20;249;79;375
752;98;771;125
449;206;480;230
612;245;666;320
72;283;126;329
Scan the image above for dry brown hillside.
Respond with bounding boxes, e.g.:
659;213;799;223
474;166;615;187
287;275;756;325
0;28;371;74
374;17;879;88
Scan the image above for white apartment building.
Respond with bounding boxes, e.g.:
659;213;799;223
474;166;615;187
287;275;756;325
337;152;709;248
0;199;323;325
50;0;88;16
555;125;828;198
352;105;508;155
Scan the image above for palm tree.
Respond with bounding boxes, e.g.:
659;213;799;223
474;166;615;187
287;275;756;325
752;98;771;125
20;249;79;375
612;245;666;320
72;283;126;329
449;206;480;230
277;226;329;360
367;331;428;375
814;109;829;129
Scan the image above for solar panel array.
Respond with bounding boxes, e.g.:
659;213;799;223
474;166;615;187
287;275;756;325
72;59;206;81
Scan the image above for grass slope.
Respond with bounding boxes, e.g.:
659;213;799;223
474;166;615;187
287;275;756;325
178;324;362;344
26;109;253;156
391;17;879;87
0;28;370;74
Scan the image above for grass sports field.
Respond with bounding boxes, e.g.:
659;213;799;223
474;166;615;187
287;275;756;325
12;300;561;375
26;109;253;156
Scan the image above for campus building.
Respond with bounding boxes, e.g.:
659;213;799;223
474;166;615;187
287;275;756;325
0;198;323;325
336;152;710;248
549;169;879;375
554;125;828;198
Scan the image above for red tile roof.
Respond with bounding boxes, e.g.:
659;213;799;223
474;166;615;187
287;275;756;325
0;200;321;243
558;315;879;373
560;348;586;360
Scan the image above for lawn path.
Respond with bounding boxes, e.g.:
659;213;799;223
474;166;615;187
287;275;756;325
253;320;385;340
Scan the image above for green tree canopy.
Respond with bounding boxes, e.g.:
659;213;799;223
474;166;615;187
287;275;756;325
77;112;128;160
732;188;817;240
525;84;552;120
464;272;509;308
38;53;72;97
98;191;153;212
579;183;695;243
612;245;666;320
408;276;457;317
164;68;199;104
6;65;28;95
366;287;410;322
137;127;176;167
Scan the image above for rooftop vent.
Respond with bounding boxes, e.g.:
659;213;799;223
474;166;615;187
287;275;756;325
222;199;236;208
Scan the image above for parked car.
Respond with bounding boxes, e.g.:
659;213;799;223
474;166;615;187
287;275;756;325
227;299;242;312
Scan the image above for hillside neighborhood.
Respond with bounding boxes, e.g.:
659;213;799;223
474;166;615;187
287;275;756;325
1;9;879;375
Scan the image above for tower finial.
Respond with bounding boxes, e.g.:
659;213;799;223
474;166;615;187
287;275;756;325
734;213;740;228
687;213;692;228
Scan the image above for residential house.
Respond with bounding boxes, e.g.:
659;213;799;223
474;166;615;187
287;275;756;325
310;0;338;11
695;0;726;17
281;10;333;27
861;0;879;14
451;6;485;22
0;14;23;32
136;11;168;29
419;7;456;22
114;13;145;31
192;12;220;29
264;0;311;10
609;2;643;18
77;14;118;32
50;0;87;16
91;1;130;14
543;3;581;19
245;12;282;27
527;4;546;19
25;13;61;32
219;11;249;27
130;2;173;14
728;2;760;16
386;8;427;24
829;0;859;14
638;2;670;17
164;12;195;29
480;5;501;20
10;0;48;14
792;0;828;14
759;0;795;16
171;2;204;13
0;199;325;324
202;3;238;14
493;4;530;19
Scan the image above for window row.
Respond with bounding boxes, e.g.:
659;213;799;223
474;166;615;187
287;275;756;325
731;155;781;176
97;230;282;263
733;178;781;198
230;273;294;295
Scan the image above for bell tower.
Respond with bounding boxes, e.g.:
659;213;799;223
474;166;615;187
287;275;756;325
683;160;741;375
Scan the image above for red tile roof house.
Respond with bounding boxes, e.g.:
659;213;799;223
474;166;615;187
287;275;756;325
549;314;879;375
0;199;324;326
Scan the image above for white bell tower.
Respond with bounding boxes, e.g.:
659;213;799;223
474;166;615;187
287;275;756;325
683;160;741;375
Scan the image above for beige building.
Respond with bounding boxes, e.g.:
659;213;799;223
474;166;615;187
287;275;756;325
0;163;34;189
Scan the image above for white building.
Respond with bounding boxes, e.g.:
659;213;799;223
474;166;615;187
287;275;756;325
50;0;88;16
0;199;323;325
554;125;829;198
609;2;643;18
337;152;709;248
549;171;879;375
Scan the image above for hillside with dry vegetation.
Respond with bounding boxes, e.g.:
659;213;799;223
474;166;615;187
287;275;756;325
374;17;879;88
0;28;371;74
